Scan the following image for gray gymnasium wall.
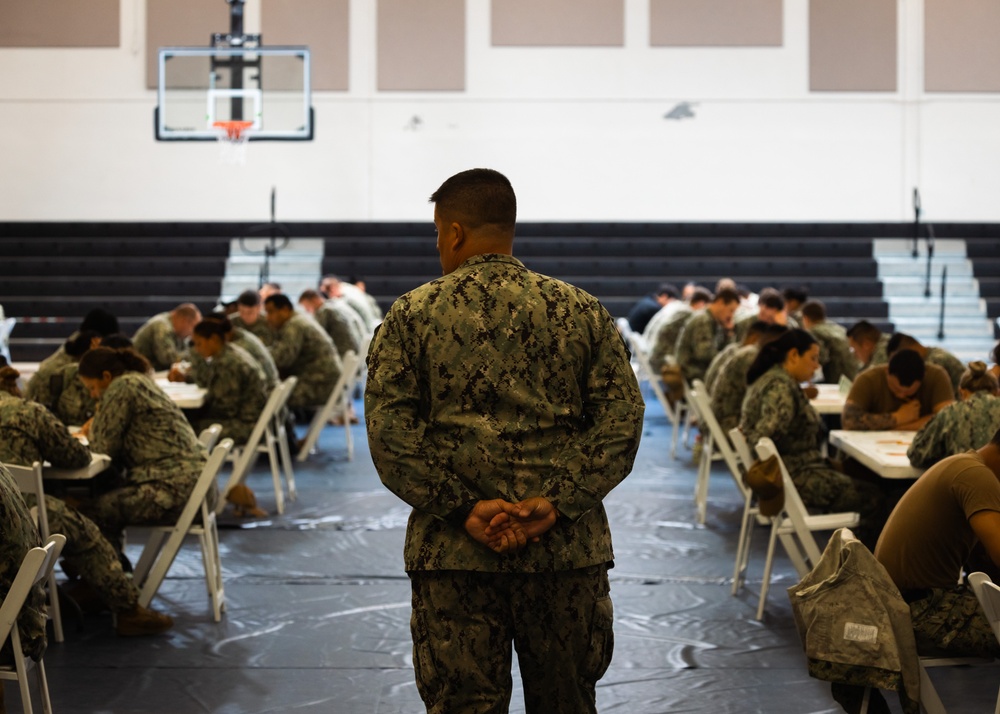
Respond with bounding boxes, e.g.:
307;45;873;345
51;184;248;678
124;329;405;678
1;1;1000;222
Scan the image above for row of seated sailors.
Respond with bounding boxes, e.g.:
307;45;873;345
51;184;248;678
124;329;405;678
0;282;382;643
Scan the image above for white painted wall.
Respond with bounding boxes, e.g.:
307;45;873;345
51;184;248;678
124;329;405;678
1;0;997;223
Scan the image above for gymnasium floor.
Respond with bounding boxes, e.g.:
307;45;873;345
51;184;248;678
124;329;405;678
35;395;998;714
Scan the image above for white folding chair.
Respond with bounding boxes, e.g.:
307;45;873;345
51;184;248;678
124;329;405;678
217;376;297;515
4;462;64;644
297;350;360;462
967;572;1000;714
750;437;859;621
0;533;66;714
625;331;691;459
133;439;233;622
0;316;15;362
687;379;744;525
197;423;223;451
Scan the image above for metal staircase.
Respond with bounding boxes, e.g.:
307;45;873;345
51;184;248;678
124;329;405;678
220;237;324;305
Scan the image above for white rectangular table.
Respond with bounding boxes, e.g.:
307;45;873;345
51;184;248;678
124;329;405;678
828;430;922;480
809;383;847;415
154;377;207;409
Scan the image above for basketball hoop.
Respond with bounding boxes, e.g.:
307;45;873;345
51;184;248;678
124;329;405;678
213;120;254;165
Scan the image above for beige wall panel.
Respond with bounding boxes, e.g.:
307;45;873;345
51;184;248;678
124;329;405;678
146;0;230;89
926;0;1000;92
0;0;118;47
377;0;464;91
262;0;349;91
649;0;782;47
492;0;623;47
809;0;896;92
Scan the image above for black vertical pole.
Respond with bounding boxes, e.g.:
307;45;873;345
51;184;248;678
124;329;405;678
228;0;245;121
937;265;947;341
912;188;921;259
924;223;935;299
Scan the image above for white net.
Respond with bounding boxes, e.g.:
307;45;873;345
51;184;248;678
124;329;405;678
214;122;253;166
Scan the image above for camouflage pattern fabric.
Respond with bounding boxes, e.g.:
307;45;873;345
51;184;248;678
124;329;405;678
0;464;46;661
132;312;187;371
648;305;691;371
23;347;74;406
709;344;758;434
313;300;362;358
341;282;382;331
809;320;858;384
409;565;612;714
366;253;645;573
0;391;90;469
188;343;268;445
908;585;1000;658
82;372;208;540
906;392;1000;468
53;363;97;426
268;312;342;409
925;347;966;398
740;365;884;543
229;314;274;347
231;327;279;389
860;333;890;372
675;309;733;383
704;342;742;395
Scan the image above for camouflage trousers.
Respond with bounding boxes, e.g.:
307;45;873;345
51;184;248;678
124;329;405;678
287;375;339;410
408;565;613;714
79;476;208;551
908;585;1000;658
26;494;138;612
789;458;886;549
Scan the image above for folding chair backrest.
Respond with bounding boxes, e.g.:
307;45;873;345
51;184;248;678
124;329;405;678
234;377;296;469
969;572;1000;643
0;317;15;361
690;380;747;494
198;424;223;451
179;439;234;533
0;534;65;648
627;332;671;408
754;437;824;565
728;428;755;473
4;462;51;540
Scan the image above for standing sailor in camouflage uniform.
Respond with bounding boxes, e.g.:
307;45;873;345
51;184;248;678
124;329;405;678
908;362;1000;468
739;329;885;546
264;293;342;409
132;303;201;371
0;462;46;665
298;289;363;359
76;347;208;548
185;318;268;445
0;365;173;635
366;169;644;714
800;300;857;384
675;288;740;383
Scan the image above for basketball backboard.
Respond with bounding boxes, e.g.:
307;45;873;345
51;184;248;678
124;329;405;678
155;46;313;141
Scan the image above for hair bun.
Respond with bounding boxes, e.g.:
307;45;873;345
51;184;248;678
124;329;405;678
0;365;21;381
969;361;987;377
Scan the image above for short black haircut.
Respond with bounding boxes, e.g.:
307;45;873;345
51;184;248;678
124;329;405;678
758;288;785;312
993;340;1000;366
99;333;133;350
237;289;261;307
264;293;294;312
800;299;826;322
887;332;919;356
782;285;809;305
847;320;882;344
714;287;741;305
888;349;925;387
79;308;119;336
656;282;680;299
430;168;517;233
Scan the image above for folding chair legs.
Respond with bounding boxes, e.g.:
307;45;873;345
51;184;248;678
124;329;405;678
731;495;756;596
264;429;285;515
13;652;51;714
694;431;712;525
756;522;781;621
275;418;296;503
